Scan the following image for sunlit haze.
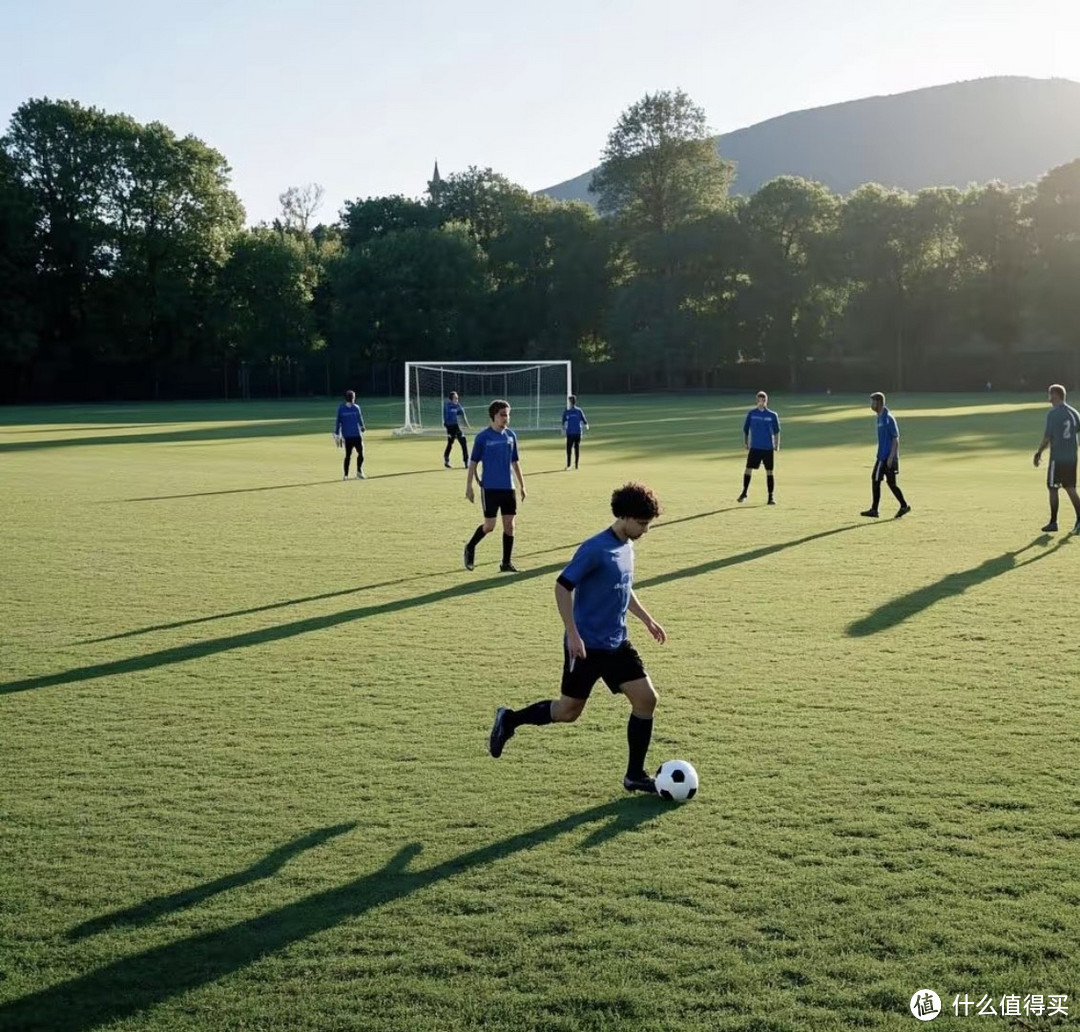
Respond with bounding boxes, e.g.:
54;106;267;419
4;0;1079;224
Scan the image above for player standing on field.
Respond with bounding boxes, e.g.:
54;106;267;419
334;390;366;480
464;400;527;573
861;392;911;518
1033;383;1080;534
442;391;470;469
737;391;780;504
488;482;667;795
562;395;589;470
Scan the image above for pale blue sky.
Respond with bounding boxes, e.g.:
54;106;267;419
4;0;1077;224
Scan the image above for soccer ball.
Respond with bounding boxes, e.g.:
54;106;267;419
655;759;699;801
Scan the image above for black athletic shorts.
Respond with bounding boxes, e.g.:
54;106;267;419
444;423;465;440
872;458;899;481
746;447;775;471
481;486;517;518
561;640;647;700
1047;459;1078;490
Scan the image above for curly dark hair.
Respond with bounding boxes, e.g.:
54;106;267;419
610;482;662;521
488;399;510;419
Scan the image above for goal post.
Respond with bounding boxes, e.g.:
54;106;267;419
394;360;573;434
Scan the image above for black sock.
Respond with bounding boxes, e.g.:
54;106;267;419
766;474;775;497
460;442;468;463
890;483;907;506
566;440;573;465
626;714;653;776
502;533;514;565
1050;499;1059;522
871;480;881;510
444;441;452;461
508;700;553;730
467;525;487;550
742;474;751;495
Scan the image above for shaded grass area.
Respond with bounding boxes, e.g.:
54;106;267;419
2;393;1078;1031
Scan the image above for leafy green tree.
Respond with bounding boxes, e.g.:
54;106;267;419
430;166;533;246
741;177;841;388
0;148;39;388
340;195;438;249
590;89;734;234
331;223;490;364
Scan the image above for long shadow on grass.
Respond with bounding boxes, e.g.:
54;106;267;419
1;562;566;695
2;798;666;1032
116;467;449;502
67;823;356;941
636;522;872;589
847;535;1068;637
80;508;737;646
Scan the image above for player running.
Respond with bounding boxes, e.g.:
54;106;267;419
487;482;667;795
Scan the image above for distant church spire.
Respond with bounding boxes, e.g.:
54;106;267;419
428;160;444;204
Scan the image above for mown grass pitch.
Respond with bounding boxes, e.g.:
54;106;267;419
2;393;1078;1032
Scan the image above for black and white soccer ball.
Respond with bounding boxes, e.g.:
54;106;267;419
655;759;699;801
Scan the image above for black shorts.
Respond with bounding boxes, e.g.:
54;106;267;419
746;448;774;471
444;423;465;441
481;487;517;518
561;640;648;700
872;458;899;481
1047;460;1077;490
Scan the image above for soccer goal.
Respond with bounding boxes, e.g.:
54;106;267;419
394;360;572;434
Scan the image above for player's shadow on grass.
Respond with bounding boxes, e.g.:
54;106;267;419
846;535;1066;637
636;522;871;589
82;508;738;646
3;798;667;1032
1;562;569;695
115;468;449;502
66;823;356;941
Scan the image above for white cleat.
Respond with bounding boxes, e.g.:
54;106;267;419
356;470;367;480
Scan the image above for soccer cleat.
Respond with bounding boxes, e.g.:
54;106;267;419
1042;521;1059;532
623;771;657;794
488;707;514;758
860;509;879;518
737;494;747;503
499;562;519;573
767;497;776;505
463;544;475;571
342;474;348;480
565;465;571;471
895;504;911;519
444;460;452;469
356;470;367;479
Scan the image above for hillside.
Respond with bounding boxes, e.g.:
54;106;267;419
540;76;1080;202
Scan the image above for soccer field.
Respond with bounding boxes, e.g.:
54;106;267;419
2;394;1077;1031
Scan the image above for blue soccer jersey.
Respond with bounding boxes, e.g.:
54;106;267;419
563;406;588;435
876;408;899;461
743;408;780;450
443;400;466;425
335;403;365;437
470;427;519;489
559;528;634;650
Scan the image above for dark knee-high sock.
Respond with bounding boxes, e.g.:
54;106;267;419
467;525;488;550
1050;494;1059;522
444;439;453;460
502;533;514;564
888;479;907;506
871;479;882;510
460;439;468;463
356;442;364;471
573;439;580;467
507;700;553;730
343;455;350;476
766;474;775;498
742;473;751;495
566;439;573;465
627;714;654;776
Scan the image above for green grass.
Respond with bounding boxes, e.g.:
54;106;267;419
2;393;1078;1032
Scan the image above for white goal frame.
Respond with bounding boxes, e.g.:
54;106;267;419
394;360;573;434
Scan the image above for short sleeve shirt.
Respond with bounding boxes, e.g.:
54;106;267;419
470;427;519;489
559;528;634;650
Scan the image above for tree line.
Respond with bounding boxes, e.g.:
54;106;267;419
2;91;1079;403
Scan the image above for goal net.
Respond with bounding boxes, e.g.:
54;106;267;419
394;361;572;434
